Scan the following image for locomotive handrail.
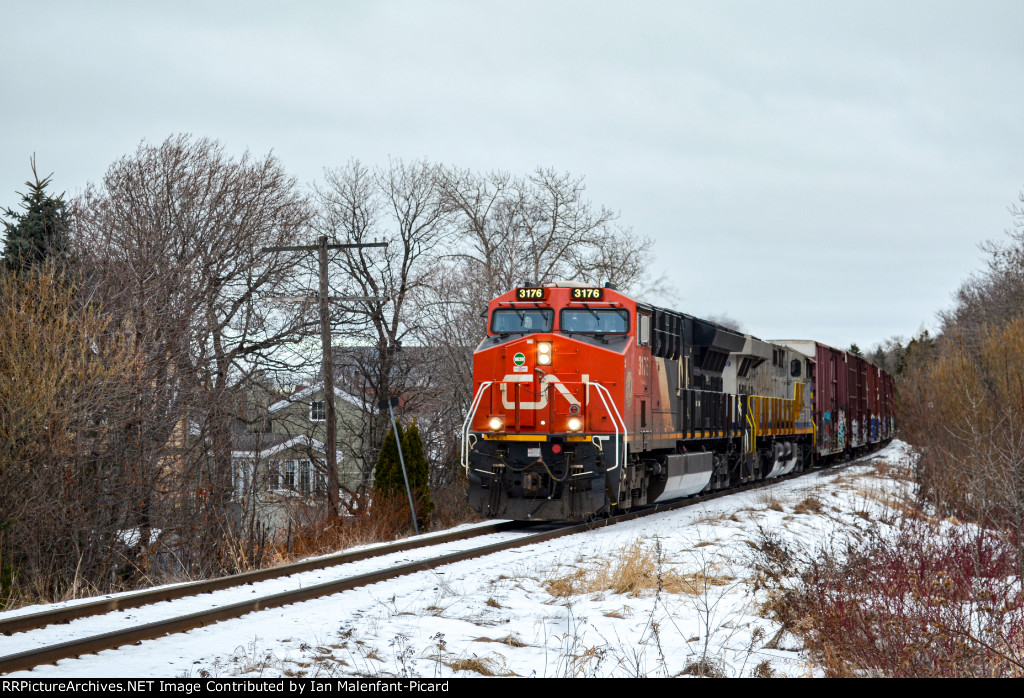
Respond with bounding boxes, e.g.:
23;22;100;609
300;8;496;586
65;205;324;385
746;394;758;454
461;381;494;472
462;378;627;473
588;381;627;473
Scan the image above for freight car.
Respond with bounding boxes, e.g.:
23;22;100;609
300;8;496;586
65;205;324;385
461;282;895;521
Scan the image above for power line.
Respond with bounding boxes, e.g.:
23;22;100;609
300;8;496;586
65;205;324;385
263;236;387;516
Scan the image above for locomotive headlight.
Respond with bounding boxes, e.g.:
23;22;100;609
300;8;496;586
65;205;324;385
537;342;552;365
566;416;583;432
487;416;504;432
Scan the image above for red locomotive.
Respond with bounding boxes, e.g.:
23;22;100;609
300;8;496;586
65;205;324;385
462;282;896;521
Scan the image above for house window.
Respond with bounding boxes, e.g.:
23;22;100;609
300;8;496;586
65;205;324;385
299;460;311;495
310;400;326;421
314;459;327;498
267;460;281;490
284;460;296;490
232;459;254;498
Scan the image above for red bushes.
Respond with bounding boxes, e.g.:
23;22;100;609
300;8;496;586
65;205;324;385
772;521;1024;677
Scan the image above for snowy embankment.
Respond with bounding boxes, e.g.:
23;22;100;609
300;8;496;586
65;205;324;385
11;441;916;679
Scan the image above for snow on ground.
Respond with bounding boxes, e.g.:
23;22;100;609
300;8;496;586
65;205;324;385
8;441;917;679
0;519;508;622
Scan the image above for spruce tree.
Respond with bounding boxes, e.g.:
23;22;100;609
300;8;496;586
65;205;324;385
373;418;434;528
401;419;434;522
1;158;71;272
373;420;405;496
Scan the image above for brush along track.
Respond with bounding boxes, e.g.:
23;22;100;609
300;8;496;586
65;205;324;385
0;448;887;674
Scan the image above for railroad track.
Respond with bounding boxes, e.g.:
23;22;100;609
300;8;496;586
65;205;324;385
0;520;537;674
0;448;887;675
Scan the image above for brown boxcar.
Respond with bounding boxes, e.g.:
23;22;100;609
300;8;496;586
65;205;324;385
777;340;896;459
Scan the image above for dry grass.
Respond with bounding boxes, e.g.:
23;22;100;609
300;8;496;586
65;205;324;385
543;539;733;598
442;655;509;676
681;656;726;677
264;485;482;567
428;482;482;531
268;496;417;562
852;482;920;521
757;490;785;512
472;634;528;647
676;569;736;595
694;511;731;525
793;496;823;515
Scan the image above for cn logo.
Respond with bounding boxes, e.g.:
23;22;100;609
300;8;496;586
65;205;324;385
499;374;580;410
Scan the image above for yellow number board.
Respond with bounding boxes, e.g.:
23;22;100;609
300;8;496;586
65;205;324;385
515;287;546;300
570;287;604;300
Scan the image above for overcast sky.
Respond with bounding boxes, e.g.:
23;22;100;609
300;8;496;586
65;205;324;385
3;1;1023;349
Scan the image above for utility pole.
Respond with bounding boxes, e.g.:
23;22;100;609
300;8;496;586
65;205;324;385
263;236;386;516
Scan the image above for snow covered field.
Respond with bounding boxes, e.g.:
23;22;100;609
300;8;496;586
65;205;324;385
9;441;916;679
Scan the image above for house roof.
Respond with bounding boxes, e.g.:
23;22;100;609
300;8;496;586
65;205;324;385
232;433;342;461
268;382;368;414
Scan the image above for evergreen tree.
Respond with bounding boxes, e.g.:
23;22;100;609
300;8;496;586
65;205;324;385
373;418;433;527
373;420;406;496
2;158;71;272
401;419;434;523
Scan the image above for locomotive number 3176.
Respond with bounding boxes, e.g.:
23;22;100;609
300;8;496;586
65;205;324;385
515;287;545;300
571;287;604;300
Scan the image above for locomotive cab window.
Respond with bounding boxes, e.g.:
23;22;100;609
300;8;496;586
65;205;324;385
491;308;554;334
637;314;650;345
560;308;630;334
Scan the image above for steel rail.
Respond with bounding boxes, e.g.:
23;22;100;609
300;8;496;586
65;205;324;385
0;520;529;637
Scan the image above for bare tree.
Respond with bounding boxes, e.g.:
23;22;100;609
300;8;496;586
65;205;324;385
439;166;651;294
899;187;1024;563
940;190;1024;347
73;135;314;575
315;159;454;487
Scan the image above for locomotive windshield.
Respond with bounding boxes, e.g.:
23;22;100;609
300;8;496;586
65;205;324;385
560;308;630;334
491;308;554;334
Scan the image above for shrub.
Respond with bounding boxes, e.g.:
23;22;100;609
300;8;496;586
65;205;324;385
768;521;1024;677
